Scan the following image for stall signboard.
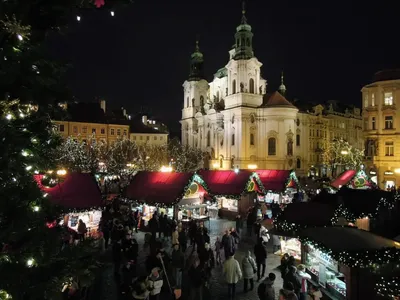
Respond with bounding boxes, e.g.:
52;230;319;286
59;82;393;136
319;264;327;287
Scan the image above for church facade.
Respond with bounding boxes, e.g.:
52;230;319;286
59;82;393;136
180;7;363;176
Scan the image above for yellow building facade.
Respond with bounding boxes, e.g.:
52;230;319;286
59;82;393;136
362;70;400;189
54;121;129;144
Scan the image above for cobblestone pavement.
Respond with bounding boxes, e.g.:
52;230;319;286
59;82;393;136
89;219;282;300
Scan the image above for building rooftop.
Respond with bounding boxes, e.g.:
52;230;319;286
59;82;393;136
373;69;400;83
261;91;297;108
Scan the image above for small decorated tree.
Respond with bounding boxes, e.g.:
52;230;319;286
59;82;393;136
168;137;204;172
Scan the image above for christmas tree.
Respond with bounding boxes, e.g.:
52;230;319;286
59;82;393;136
0;1;133;298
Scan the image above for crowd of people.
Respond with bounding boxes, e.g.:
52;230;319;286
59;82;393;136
92;201;323;300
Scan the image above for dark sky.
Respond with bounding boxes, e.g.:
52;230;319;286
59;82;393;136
49;0;400;136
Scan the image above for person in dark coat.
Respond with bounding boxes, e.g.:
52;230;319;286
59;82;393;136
112;239;123;276
171;244;185;288
158;213;165;238
283;266;301;296
178;227;187;253
254;237;267;281
221;230;235;259
188;259;206;300
148;215;159;242
189;220;197;251
198;243;215;281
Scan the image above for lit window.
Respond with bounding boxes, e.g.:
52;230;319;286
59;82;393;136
59;124;65;132
117;129;121;135
384;92;393;105
372;117;376;130
82;127;87;134
73;126;78;134
101;128;105;134
385;141;394;156
110;128;115;135
92;128;96;134
123;130;127;136
385;116;394;129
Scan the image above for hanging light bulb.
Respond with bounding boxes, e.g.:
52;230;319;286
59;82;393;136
26;258;35;267
110;11;115;17
77;15;81;21
17;34;23;41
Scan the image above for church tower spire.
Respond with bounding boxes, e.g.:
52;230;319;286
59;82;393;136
188;39;205;81
233;1;254;60
279;71;287;96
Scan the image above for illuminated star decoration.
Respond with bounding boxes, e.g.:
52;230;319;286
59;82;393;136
94;0;105;8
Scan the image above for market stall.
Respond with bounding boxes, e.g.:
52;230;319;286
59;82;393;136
255;169;301;204
298;226;400;300
34;173;103;237
197;170;255;219
271;202;336;260
124;171;211;228
331;168;378;190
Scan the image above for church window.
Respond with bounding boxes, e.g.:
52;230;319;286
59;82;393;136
200;96;204;107
287;139;293;156
296;119;300;126
268;138;276;155
187;97;189;107
246;38;250;46
250;133;255;146
296;134;300;146
207;131;211;147
296;158;301;169
250;115;255;123
249;78;255;94
232;80;236;94
231;134;235;146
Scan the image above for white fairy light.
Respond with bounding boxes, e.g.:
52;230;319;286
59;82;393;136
33;206;40;212
17;34;23;41
22;150;29;157
25;165;32;171
77;15;81;21
110;11;115;16
26;258;35;267
6;114;12;120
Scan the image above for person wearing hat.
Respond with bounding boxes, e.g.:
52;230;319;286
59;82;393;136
148;267;163;300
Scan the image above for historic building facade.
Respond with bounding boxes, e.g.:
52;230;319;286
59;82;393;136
181;7;363;176
362;70;400;189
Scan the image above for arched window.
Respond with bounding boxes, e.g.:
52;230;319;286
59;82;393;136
231;134;235;146
232;80;236;94
250;133;255;146
200;96;204;107
207;131;211;147
287;139;293;156
296;158;301;169
268;137;276;155
249;78;255;94
186;97;189;107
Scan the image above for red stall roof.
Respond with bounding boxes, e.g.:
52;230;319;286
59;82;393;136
255;170;293;192
34;173;102;209
125;171;194;205
330;170;357;189
197;170;253;196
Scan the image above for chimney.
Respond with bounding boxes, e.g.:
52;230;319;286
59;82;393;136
142;115;148;125
100;99;106;113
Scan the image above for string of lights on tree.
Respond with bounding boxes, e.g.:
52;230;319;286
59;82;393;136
376;276;400;299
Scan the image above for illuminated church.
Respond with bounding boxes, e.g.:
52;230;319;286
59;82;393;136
180;5;363;175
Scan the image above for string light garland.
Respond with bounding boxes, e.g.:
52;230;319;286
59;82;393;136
376;276;400;299
299;236;400;269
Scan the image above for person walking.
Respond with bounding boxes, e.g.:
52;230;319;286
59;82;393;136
254;237;267;281
171;244;185;289
223;254;242;300
172;226;179;246
222;230;235;259
241;251;257;292
258;273;276;300
188;258;206;300
178;227;187;253
235;215;243;234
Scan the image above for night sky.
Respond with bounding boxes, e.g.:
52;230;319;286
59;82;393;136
49;0;400;136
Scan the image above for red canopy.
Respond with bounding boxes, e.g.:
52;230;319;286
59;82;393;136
33;173;103;209
255;170;293;192
125;171;194;205
330;170;357;189
197;170;253;196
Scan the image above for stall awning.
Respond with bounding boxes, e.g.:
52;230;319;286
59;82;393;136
124;171;195;206
197;170;253;196
255;170;295;192
331;169;377;190
34;173;103;209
